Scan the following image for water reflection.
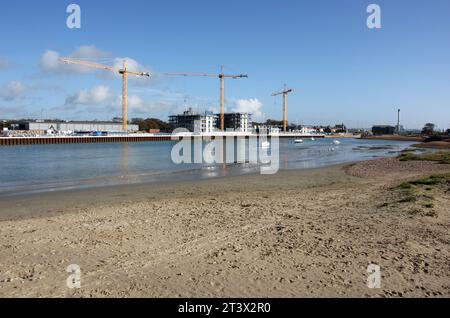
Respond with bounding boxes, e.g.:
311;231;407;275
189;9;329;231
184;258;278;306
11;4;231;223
0;138;417;195
121;143;129;175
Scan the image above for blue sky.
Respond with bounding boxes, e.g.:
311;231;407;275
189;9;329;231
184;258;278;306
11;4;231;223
0;0;449;129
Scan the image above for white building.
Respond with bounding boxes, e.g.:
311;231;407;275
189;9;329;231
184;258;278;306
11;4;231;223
238;113;250;133
194;114;217;133
300;126;317;135
223;113;251;133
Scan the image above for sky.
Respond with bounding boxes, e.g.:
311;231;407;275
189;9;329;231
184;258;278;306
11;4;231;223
0;0;449;129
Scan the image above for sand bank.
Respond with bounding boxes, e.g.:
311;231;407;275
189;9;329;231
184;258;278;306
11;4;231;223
361;135;424;142
412;141;450;150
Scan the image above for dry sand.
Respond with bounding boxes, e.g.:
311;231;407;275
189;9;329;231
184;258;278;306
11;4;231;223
0;158;449;298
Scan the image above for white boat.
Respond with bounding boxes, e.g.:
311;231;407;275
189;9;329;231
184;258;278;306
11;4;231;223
333;140;341;145
311;137;315;141
294;139;304;144
261;141;270;148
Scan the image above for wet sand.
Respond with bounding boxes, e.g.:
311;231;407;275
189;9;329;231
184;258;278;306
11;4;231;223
0;158;449;297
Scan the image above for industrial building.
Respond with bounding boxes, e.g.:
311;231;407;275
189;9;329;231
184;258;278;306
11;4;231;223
19;121;139;133
372;125;396;135
169;108;217;133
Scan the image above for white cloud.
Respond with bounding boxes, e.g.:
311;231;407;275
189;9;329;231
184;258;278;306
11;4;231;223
113;94;144;108
112;57;144;74
65;85;111;105
127;95;144;108
109;57;152;85
40;50;62;72
63;84;170;116
113;94;170;115
0;81;26;101
233;98;263;120
40;45;111;74
0;79;63;103
39;46;151;81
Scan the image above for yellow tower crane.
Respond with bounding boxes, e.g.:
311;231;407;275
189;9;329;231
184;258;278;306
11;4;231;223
163;66;248;131
272;85;293;133
59;58;150;132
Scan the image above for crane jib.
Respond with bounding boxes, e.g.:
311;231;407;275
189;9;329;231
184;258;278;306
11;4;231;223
58;57;150;132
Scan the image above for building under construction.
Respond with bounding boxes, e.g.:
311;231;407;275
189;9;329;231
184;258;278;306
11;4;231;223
169;108;217;133
222;113;251;133
169;108;251;133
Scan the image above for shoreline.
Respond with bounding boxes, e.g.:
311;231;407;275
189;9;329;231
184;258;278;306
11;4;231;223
412;141;450;149
361;135;424;142
1;158;449;297
0;138;419;200
0;163;351;222
361;135;450;150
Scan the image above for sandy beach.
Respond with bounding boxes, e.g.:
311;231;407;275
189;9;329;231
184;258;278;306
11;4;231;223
1;157;449;298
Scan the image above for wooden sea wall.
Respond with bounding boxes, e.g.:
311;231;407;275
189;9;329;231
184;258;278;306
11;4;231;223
0;134;325;147
0;136;173;146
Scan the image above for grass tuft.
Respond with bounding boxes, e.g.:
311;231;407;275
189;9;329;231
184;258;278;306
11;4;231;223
398;196;417;203
398;182;413;190
409;175;448;186
398;151;450;164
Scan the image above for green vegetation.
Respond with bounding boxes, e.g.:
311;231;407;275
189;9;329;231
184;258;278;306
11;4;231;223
396;173;450;189
408;174;450;186
131;118;171;132
398;151;450;164
398;195;417;203
398;182;413;190
380;173;450;215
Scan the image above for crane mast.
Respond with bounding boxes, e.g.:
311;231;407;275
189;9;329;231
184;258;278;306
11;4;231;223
59;57;150;132
272;85;293;133
122;60;128;131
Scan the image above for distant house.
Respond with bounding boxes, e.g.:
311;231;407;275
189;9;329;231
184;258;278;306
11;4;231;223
299;126;318;135
252;124;280;134
333;123;347;133
320;124;347;134
372;125;396;135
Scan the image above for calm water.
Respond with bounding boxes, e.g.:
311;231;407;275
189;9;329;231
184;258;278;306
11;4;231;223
0;138;415;196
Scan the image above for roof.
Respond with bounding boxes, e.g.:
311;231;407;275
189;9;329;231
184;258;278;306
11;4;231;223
27;121;137;125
